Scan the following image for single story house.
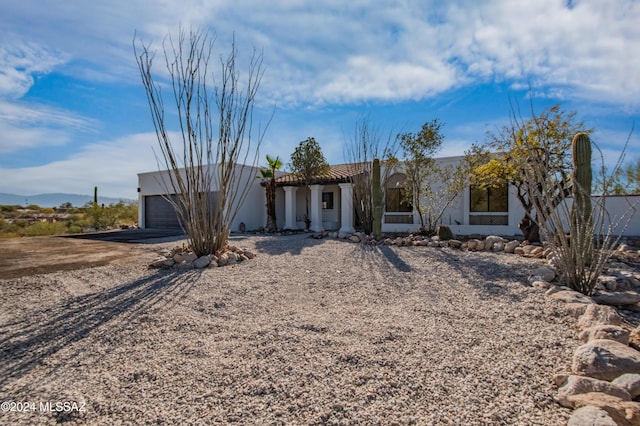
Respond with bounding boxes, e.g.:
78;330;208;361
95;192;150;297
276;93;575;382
138;156;640;237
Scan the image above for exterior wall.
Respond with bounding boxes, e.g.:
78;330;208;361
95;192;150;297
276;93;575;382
321;184;340;230
137;163;267;231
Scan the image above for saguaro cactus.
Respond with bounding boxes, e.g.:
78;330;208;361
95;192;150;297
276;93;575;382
372;158;382;239
94;186;98;207
570;132;593;271
571;132;592;225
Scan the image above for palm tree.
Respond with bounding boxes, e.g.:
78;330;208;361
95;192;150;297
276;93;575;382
258;155;283;232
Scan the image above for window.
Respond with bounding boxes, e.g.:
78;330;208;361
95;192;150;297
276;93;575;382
322;192;334;209
385;173;412;212
470;184;508;212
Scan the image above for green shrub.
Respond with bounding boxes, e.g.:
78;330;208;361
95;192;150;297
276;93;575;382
22;221;67;237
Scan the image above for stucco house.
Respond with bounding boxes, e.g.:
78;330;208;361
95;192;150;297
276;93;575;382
137;156;640;237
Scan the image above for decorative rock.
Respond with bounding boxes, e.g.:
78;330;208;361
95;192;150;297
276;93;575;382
162;258;176;268
549;289;595;305
578;325;631;345
566;392;640;426
612;374;640;399
485;235;504;244
620;244;635;252
530;247;545;257
593;291;640;306
555;375;631;409
244;250;256;259
176;261;194;270
504;240;520;253
531;266;557;283
466;239;479;250
150;257;169;268
514;247;525;256
217;253;229;267
349;235;361;243
173;252;197;263
428;241;440;248
629;327;640;351
532;280;552;290
578;305;623;330
600;276;619;292
338;231;348;239
328;231;338;238
194;255;211;269
447;239;463;249
475;241;486;251
572;339;640;381
522;245;538;256
492;242;505;252
568;406;617;426
564;303;591;318
311;232;323;239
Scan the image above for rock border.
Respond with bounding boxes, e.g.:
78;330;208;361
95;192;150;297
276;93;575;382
149;244;256;270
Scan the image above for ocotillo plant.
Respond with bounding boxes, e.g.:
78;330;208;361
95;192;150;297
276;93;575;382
94;186;98;207
372;158;382;239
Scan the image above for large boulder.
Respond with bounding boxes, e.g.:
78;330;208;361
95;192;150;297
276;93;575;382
556;375;631;408
572;339;640;381
568;406;617;426
578;305;624;330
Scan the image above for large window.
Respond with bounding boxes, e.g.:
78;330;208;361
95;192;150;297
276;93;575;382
385;173;412;212
470;184;508;212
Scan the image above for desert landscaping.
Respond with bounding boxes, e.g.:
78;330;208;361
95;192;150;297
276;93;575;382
1;232;639;424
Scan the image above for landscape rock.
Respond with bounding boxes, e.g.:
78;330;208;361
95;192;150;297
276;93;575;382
532;280;552;290
578;305;624;330
630;327;640;351
549;289;595;305
173;252;197;263
194;255;211;268
530;266;557;283
349;235;361;243
555;375;631;409
578;325;631;345
572;339;640;381
338;231;348;239
447;239;463;249
566;392;640;426
567;406;617;426
613;374;640;399
504;240;520;253
485;235;504;245
466;239;480;250
492;242;505;252
150;257;169;268
175;261;194;270
514;246;525;256
564;303;591;318
217;253;229;267
594;291;640;306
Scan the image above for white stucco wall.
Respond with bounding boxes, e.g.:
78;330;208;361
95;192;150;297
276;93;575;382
137;163;268;231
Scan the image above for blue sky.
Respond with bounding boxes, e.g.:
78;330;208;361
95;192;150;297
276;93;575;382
0;0;638;200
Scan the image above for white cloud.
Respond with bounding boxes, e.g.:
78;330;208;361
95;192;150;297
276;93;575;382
0;101;97;154
0;133;161;199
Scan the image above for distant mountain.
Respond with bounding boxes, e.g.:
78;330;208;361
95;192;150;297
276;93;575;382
0;193;136;208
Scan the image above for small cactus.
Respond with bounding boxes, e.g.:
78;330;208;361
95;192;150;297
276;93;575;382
372;158;382;239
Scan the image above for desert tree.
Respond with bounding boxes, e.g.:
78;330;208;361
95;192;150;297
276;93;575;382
134;28;267;255
473;103;590;242
343;116;398;234
258;154;282;232
288;137;330;230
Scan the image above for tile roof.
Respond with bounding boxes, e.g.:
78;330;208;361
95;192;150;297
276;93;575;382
274;162;369;186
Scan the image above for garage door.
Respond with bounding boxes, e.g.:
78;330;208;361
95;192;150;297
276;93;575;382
145;195;181;228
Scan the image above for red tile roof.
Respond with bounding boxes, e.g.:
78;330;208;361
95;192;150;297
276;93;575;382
274;162;369;186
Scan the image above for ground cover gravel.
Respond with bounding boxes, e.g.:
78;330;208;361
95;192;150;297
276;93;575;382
0;233;578;424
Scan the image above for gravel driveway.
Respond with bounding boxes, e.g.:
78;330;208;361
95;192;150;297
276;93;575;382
0;233;577;425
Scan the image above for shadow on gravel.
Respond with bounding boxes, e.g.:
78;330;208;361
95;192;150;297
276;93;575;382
355;244;525;302
0;270;199;382
355;244;412;272
253;233;327;255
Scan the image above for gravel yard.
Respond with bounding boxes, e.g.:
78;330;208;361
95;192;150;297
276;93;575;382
0;233;578;424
